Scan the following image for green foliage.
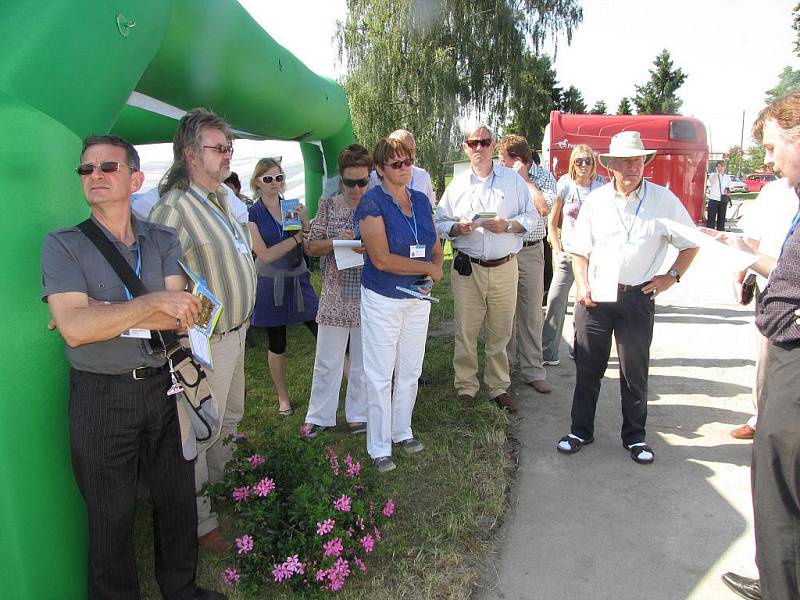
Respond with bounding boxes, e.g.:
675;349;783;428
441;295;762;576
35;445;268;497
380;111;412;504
503;53;559;148
204;432;391;595
616;97;633;115
589;100;607;114
794;2;800;56
558;85;587;113
765;65;800;104
336;0;582;193
633;49;687;115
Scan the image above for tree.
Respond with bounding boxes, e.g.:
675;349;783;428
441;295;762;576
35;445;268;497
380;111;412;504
616;97;633;115
765;66;800;104
560;85;587;113
336;0;583;193
589;100;607;114
503;53;560;149
633;49;687;115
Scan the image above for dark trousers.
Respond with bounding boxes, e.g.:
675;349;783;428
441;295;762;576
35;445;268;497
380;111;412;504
706;198;728;231
69;369;198;600
753;342;800;599
543;239;554;304
570;287;655;445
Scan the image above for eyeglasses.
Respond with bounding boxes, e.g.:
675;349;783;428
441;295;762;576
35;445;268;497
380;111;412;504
386;158;414;169
261;174;285;183
75;161;137;176
574;157;593;167
203;144;234;155
342;177;369;188
465;138;492;149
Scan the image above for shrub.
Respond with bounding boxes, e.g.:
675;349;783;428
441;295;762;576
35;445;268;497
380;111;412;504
204;430;393;595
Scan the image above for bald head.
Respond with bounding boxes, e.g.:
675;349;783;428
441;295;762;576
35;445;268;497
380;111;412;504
389;129;416;158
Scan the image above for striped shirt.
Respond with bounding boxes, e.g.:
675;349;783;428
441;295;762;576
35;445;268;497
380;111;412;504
149;183;256;332
524;165;557;241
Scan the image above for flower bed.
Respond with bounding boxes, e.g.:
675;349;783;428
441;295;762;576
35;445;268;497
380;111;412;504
204;431;393;595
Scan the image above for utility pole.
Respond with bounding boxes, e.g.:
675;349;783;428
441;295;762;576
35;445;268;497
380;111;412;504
739;110;745;178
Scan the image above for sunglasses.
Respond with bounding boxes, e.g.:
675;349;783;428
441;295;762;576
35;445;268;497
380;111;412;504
465;138;492;149
342;177;369;188
386;158;414;170
203;143;234;155
574;157;593;167
261;174;285;183
75;161;136;176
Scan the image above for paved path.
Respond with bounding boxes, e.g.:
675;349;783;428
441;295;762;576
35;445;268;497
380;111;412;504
481;226;761;600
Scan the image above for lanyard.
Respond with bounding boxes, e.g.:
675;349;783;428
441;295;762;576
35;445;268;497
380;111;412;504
614;181;646;242
123;242;142;301
718;173;723;197
188;188;243;243
390;189;419;243
574;177;598;206
264;198;288;238
470;170;497;214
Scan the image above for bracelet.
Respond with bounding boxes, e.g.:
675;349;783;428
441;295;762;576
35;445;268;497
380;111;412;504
302;229;310;233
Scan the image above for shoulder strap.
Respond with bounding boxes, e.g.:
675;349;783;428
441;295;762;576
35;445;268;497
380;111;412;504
76;219;179;348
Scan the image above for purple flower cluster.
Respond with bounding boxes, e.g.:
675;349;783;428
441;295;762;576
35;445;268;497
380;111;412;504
333;494;351;512
324;446;340;475
272;554;305;583
232;486;250;503
316;557;351;591
221;567;240;586
316;518;335;536
322;537;344;558
248;454;265;469
253;477;275;498
235;534;254;555
383;498;395;517
344;454;361;478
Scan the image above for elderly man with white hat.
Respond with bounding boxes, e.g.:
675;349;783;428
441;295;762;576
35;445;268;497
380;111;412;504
555;131;699;465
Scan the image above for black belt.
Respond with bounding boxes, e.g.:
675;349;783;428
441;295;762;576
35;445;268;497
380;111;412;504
115;364;169;381
617;283;646;292
522;239;543;247
216;322;244;337
467;254;512;268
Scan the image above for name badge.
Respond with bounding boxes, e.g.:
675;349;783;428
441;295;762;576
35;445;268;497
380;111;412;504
234;239;250;255
121;328;152;339
410;244;426;258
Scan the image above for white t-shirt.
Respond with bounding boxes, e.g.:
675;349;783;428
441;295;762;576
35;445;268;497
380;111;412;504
556;174;606;250
739;177;799;288
707;172;732;201
570;180;698;286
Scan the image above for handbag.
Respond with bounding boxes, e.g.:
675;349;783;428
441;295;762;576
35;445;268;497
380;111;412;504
77;219;217;460
740;273;757;306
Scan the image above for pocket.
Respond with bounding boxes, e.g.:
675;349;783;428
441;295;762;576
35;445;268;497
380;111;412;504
87;280;124;303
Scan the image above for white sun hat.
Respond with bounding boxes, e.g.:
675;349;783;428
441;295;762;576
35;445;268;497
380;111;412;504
598;131;657;169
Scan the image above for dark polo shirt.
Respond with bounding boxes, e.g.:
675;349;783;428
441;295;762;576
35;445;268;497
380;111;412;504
757;210;800;344
41;215;183;374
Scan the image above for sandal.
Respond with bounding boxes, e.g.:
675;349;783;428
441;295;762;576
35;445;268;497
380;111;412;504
624;442;655;465
278;407;295;417
556;433;594;455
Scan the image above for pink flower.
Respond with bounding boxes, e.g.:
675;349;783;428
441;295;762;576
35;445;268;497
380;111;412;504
333;494;351;512
235;534;254;555
324;445;340;475
323;537;343;557
360;533;375;553
299;423;313;438
315;569;327;582
232;486;250;502
253;477;275;497
354;557;367;573
346;527;354;538
316;518;335;536
344;454;361;478
383;498;395;517
373;526;381;541
284;555;305;575
221;567;240;586
272;562;291;583
327;558;351;591
248;454;265;468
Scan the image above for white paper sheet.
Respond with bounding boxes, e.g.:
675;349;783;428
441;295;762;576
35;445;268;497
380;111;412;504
332;239;365;270
588;245;621;302
657;218;758;272
188;328;213;368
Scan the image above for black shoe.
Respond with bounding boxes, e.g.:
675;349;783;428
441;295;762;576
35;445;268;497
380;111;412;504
418;374;431;386
721;572;761;600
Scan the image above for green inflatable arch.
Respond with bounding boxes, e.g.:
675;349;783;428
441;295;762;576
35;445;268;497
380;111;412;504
0;1;353;597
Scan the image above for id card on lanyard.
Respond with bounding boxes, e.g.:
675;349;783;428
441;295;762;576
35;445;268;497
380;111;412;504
390;189;425;258
120;242;152;338
189;188;250;255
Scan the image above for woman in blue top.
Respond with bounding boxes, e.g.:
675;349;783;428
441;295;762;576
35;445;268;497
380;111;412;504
248;157;319;416
356;138;443;472
542;145;605;365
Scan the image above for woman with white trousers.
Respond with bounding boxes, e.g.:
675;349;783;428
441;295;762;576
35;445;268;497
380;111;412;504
303;144;373;437
356;137;443;473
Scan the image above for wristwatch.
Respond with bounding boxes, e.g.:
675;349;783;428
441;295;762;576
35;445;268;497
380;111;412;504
668;268;680;282
506;221;514;233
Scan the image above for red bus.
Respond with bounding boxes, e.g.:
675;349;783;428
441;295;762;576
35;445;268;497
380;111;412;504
542;111;709;222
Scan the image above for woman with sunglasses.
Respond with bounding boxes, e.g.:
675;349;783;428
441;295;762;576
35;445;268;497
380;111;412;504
302;144;372;437
542;145;605;365
356;138;443;473
248;157;319;416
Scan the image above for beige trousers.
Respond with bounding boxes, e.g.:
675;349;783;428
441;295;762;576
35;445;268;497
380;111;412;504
452;255;518;398
195;323;248;537
507;242;546;383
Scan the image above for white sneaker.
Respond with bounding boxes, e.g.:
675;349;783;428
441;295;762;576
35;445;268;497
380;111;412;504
542;359;560;366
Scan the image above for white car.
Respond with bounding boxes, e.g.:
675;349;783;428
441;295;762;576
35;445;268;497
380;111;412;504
728;176;748;193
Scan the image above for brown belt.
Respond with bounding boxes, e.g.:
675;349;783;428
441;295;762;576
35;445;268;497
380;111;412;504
522;239;542;247
467;254;512;268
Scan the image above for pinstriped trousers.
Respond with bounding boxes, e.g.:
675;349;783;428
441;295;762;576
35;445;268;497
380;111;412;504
69;369;198;600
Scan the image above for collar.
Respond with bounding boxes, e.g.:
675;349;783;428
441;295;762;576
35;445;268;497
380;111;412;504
89;213;149;244
471;164;498;184
190;181;227;210
611;177;645;201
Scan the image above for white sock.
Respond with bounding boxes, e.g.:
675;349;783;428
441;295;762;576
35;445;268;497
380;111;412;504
628;442;653;461
558;434;584;451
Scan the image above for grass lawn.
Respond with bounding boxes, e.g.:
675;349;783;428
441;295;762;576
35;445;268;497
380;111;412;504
134;253;512;599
